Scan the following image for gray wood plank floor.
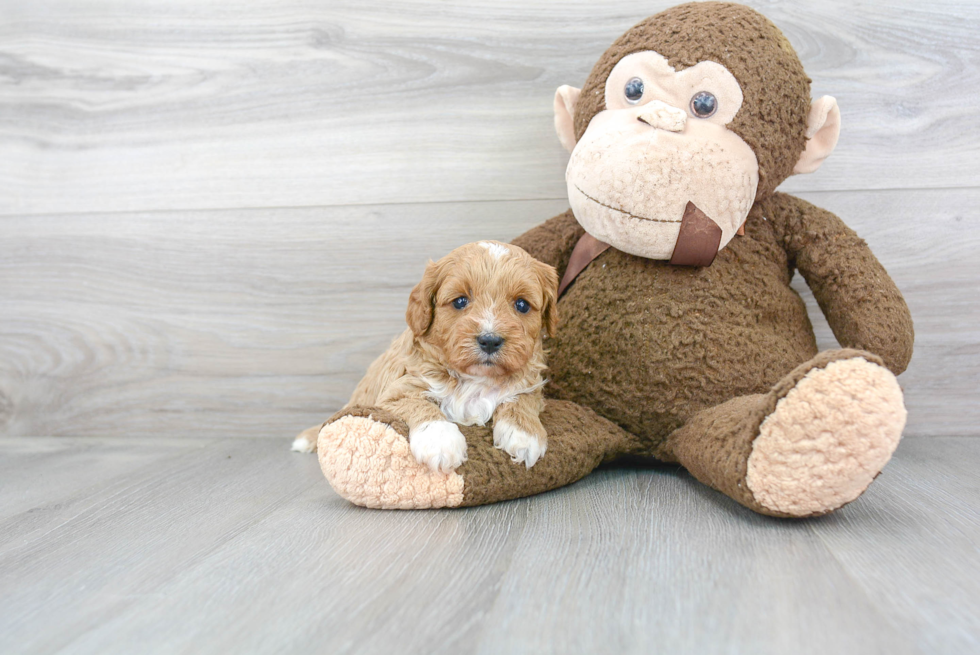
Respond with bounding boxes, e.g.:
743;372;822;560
0;436;977;654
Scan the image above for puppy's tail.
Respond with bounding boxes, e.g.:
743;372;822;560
291;425;322;453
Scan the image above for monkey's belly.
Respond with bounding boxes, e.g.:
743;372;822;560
546;248;818;446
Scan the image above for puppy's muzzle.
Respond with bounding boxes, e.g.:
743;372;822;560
477;333;505;355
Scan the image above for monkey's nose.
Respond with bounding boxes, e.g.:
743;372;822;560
637;100;687;132
477;333;504;354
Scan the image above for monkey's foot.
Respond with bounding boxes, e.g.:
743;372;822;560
746;355;907;517
317;408;464;509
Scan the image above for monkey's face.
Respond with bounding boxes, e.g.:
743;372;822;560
563;52;759;261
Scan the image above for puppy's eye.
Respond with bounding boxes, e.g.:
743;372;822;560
514;298;530;314
624;77;644;104
452;296;468;310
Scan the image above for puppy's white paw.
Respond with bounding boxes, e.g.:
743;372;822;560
410;421;468;473
493;420;546;468
291;434;317;453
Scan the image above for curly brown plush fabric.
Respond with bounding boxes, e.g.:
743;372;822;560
574;2;811;199
513;198;912;447
457;400;641;506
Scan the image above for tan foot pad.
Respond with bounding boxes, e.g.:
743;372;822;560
317;415;464;509
747;357;907;517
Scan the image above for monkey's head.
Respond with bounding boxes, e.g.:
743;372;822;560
554;2;841;264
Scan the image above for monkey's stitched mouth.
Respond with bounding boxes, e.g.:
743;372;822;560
573;184;682;224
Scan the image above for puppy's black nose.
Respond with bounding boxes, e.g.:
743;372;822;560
477;333;504;354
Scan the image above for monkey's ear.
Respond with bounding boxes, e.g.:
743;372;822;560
793;96;841;175
406;260;441;337
553;85;582;153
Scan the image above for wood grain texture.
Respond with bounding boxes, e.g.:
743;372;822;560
809;437;980;654
0;436;977;654
0;437;208;535
1;0;978;216
0;438;317;653
1;188;976;439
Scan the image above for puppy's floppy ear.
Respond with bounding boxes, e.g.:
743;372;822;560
533;259;560;338
406;260;443;337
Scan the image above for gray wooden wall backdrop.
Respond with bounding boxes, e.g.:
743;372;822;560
1;0;977;439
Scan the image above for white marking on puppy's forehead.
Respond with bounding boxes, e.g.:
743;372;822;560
479;241;511;260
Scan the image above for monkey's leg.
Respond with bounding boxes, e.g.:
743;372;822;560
316;400;638;509
664;349;907;518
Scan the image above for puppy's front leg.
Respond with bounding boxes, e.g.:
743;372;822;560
383;396;467;473
493;392;547;468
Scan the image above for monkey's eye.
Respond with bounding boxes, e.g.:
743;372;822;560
514;298;530;314
690;91;718;118
452;296;468;310
624;77;645;104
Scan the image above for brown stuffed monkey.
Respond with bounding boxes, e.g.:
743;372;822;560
308;2;914;518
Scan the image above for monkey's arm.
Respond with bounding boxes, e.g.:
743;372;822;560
765;192;914;375
511;209;585;277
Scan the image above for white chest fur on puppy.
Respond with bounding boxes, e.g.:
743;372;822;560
423;374;545;427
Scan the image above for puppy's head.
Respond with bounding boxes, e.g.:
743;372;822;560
406;241;558;378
